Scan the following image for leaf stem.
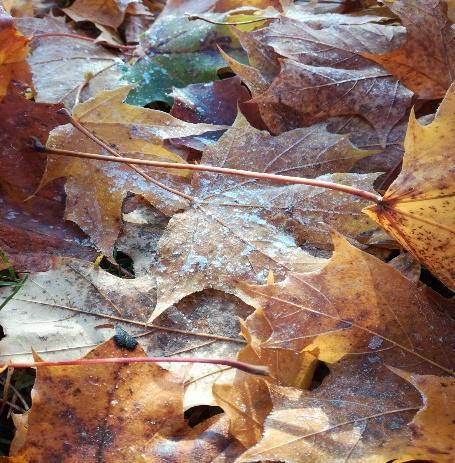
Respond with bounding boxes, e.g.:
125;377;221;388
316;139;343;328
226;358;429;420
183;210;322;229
44;143;382;204
185;13;277;26
3;357;269;376
32;33;137;51
56;108;195;203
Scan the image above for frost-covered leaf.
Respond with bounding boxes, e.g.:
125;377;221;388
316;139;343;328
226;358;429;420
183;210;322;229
16;17;121;108
43;87;226;253
254;61;413;148
122;14;248;105
241;233;454;372
153;115;378;318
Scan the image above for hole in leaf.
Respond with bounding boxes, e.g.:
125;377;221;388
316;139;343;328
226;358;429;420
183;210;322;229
0;326;4;341
308;361;330;390
184;405;223;428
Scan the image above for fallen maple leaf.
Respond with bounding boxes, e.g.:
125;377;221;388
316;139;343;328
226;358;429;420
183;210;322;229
391;368;455;463
0;255;254;407
42;86;226;253
213;313;318;449
240;232;454;373
0;5;29;100
254;61;413;148
0;88;96;270
153;114;378;318
236;362;423;463
363;0;455;99
251;15;406;69
16;16;121;108
1;339;185;462
364;82;455;290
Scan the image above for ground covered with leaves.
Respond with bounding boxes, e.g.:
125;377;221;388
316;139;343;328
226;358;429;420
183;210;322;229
0;0;454;461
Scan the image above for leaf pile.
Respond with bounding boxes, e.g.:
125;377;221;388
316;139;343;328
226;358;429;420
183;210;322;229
0;0;454;462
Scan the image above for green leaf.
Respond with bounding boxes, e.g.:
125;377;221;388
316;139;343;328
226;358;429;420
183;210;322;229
121;15;248;106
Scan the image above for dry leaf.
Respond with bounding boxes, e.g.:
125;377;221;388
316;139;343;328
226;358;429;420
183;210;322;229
1;339;185;462
391;368;455;463
0;256;252;407
16;17;121;108
240;232;454;373
254;61;413;147
237;361;423;463
213;314;318;449
153;114;378;318
364;82;455;290
42;86;226;253
364;0;455;99
251;15;405;69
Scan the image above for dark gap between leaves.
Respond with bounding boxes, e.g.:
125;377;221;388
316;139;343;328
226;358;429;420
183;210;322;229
184;405;224;428
308;361;330;391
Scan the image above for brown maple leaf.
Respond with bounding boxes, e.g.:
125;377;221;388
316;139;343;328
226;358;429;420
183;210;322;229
153;113;378;318
236;362;423;463
1;340;185;463
42;87;227;253
240;232;454;374
363;0;455;99
253;61;413;148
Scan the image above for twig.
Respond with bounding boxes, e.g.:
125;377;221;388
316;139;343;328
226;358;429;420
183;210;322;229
185;13;278;26
32;33;137;51
44;144;382;204
3;357;269;376
55;109;195;203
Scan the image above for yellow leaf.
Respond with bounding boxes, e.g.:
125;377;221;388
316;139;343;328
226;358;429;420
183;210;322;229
391;368;455;463
363;82;455;290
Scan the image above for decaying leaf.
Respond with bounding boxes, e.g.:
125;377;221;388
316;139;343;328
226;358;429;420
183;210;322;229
0;89;96;270
364;0;455;99
364;82;455;290
122;13;248;105
250;15;406;69
1;339;185;462
254;61;413;148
